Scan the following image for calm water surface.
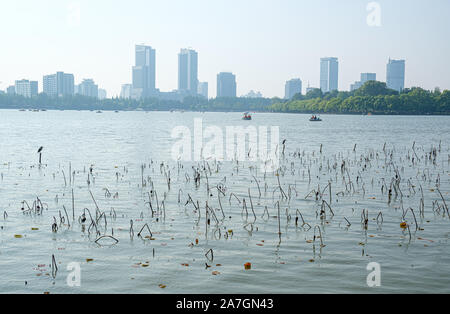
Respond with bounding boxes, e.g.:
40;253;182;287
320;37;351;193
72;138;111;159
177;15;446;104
0;110;449;294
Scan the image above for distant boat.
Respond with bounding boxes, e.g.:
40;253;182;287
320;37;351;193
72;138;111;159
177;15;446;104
309;115;322;122
242;112;252;120
19;109;26;112
96;110;102;113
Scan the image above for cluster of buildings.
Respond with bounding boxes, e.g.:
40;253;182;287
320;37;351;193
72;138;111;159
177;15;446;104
284;57;406;99
3;71;106;99
1;44;407;101
120;45;237;101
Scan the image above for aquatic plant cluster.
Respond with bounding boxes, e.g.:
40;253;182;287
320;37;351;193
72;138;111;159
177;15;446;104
1;138;449;293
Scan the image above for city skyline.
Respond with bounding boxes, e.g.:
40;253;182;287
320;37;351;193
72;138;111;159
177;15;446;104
1;1;450;97
0;53;415;99
178;48;198;95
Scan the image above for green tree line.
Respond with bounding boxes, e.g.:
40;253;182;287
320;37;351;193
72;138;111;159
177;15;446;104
271;81;450;115
1;81;449;115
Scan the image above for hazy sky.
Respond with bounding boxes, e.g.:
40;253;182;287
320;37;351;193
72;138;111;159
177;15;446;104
1;0;449;98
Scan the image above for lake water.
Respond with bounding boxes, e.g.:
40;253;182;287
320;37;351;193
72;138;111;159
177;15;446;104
0;109;449;294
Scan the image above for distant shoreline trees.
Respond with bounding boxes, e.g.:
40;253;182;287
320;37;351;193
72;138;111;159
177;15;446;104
271;81;450;115
1;81;449;115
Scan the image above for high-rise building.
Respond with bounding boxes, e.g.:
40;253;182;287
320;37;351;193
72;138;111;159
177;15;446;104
285;79;302;99
43;72;74;97
77;79;99;98
320;57;339;93
350;73;377;91
15;80;38;98
7;86;16;95
198;82;208;99
132;45;156;99
98;89;107;100
178;49;198;95
386;59;405;92
217;72;236;98
120;84;132;99
361;73;376;83
350;82;363;92
243;90;263;98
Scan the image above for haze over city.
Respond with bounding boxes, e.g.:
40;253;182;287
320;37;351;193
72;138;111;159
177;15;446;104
1;0;450;98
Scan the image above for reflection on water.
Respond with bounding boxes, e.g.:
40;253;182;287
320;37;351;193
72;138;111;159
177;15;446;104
0;110;449;294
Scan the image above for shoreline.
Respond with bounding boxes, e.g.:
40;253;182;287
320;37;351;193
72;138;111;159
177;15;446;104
1;107;449;117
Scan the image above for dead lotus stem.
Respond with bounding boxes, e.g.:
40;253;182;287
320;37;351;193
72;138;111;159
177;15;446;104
343;217;351;227
95;235;119;245
295;209;311;229
62;206;71;227
376;212;384;224
129;220;134;238
217;191;225;219
62;170;67;187
402;207;419;231
313;225;325;247
229;193;241;205
322;200;334;217
241;199;249;221
436;188;449;218
205;249;214;262
72;189;75;220
51;254;58;279
276;201;281;235
261;206;270;221
252;175;262;199
248;188;257;222
206;202;219;225
304;189;316;200
89;190;100;212
137;223;153;238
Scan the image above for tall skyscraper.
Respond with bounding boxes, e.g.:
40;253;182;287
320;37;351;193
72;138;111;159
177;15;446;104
132;45;156;99
7;86;16;95
178;49;198;95
285;79;302;99
77;79;99;98
15;80;38;98
386;59;405;92
350;73;377;91
320;57;339;93
98;89;107;100
198;82;208;99
120;84;132;99
361;73;376;83
217;72;236;98
43;72;74;97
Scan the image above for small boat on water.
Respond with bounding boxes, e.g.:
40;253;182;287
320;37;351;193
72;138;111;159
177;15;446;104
242;112;252;120
309;115;322;122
